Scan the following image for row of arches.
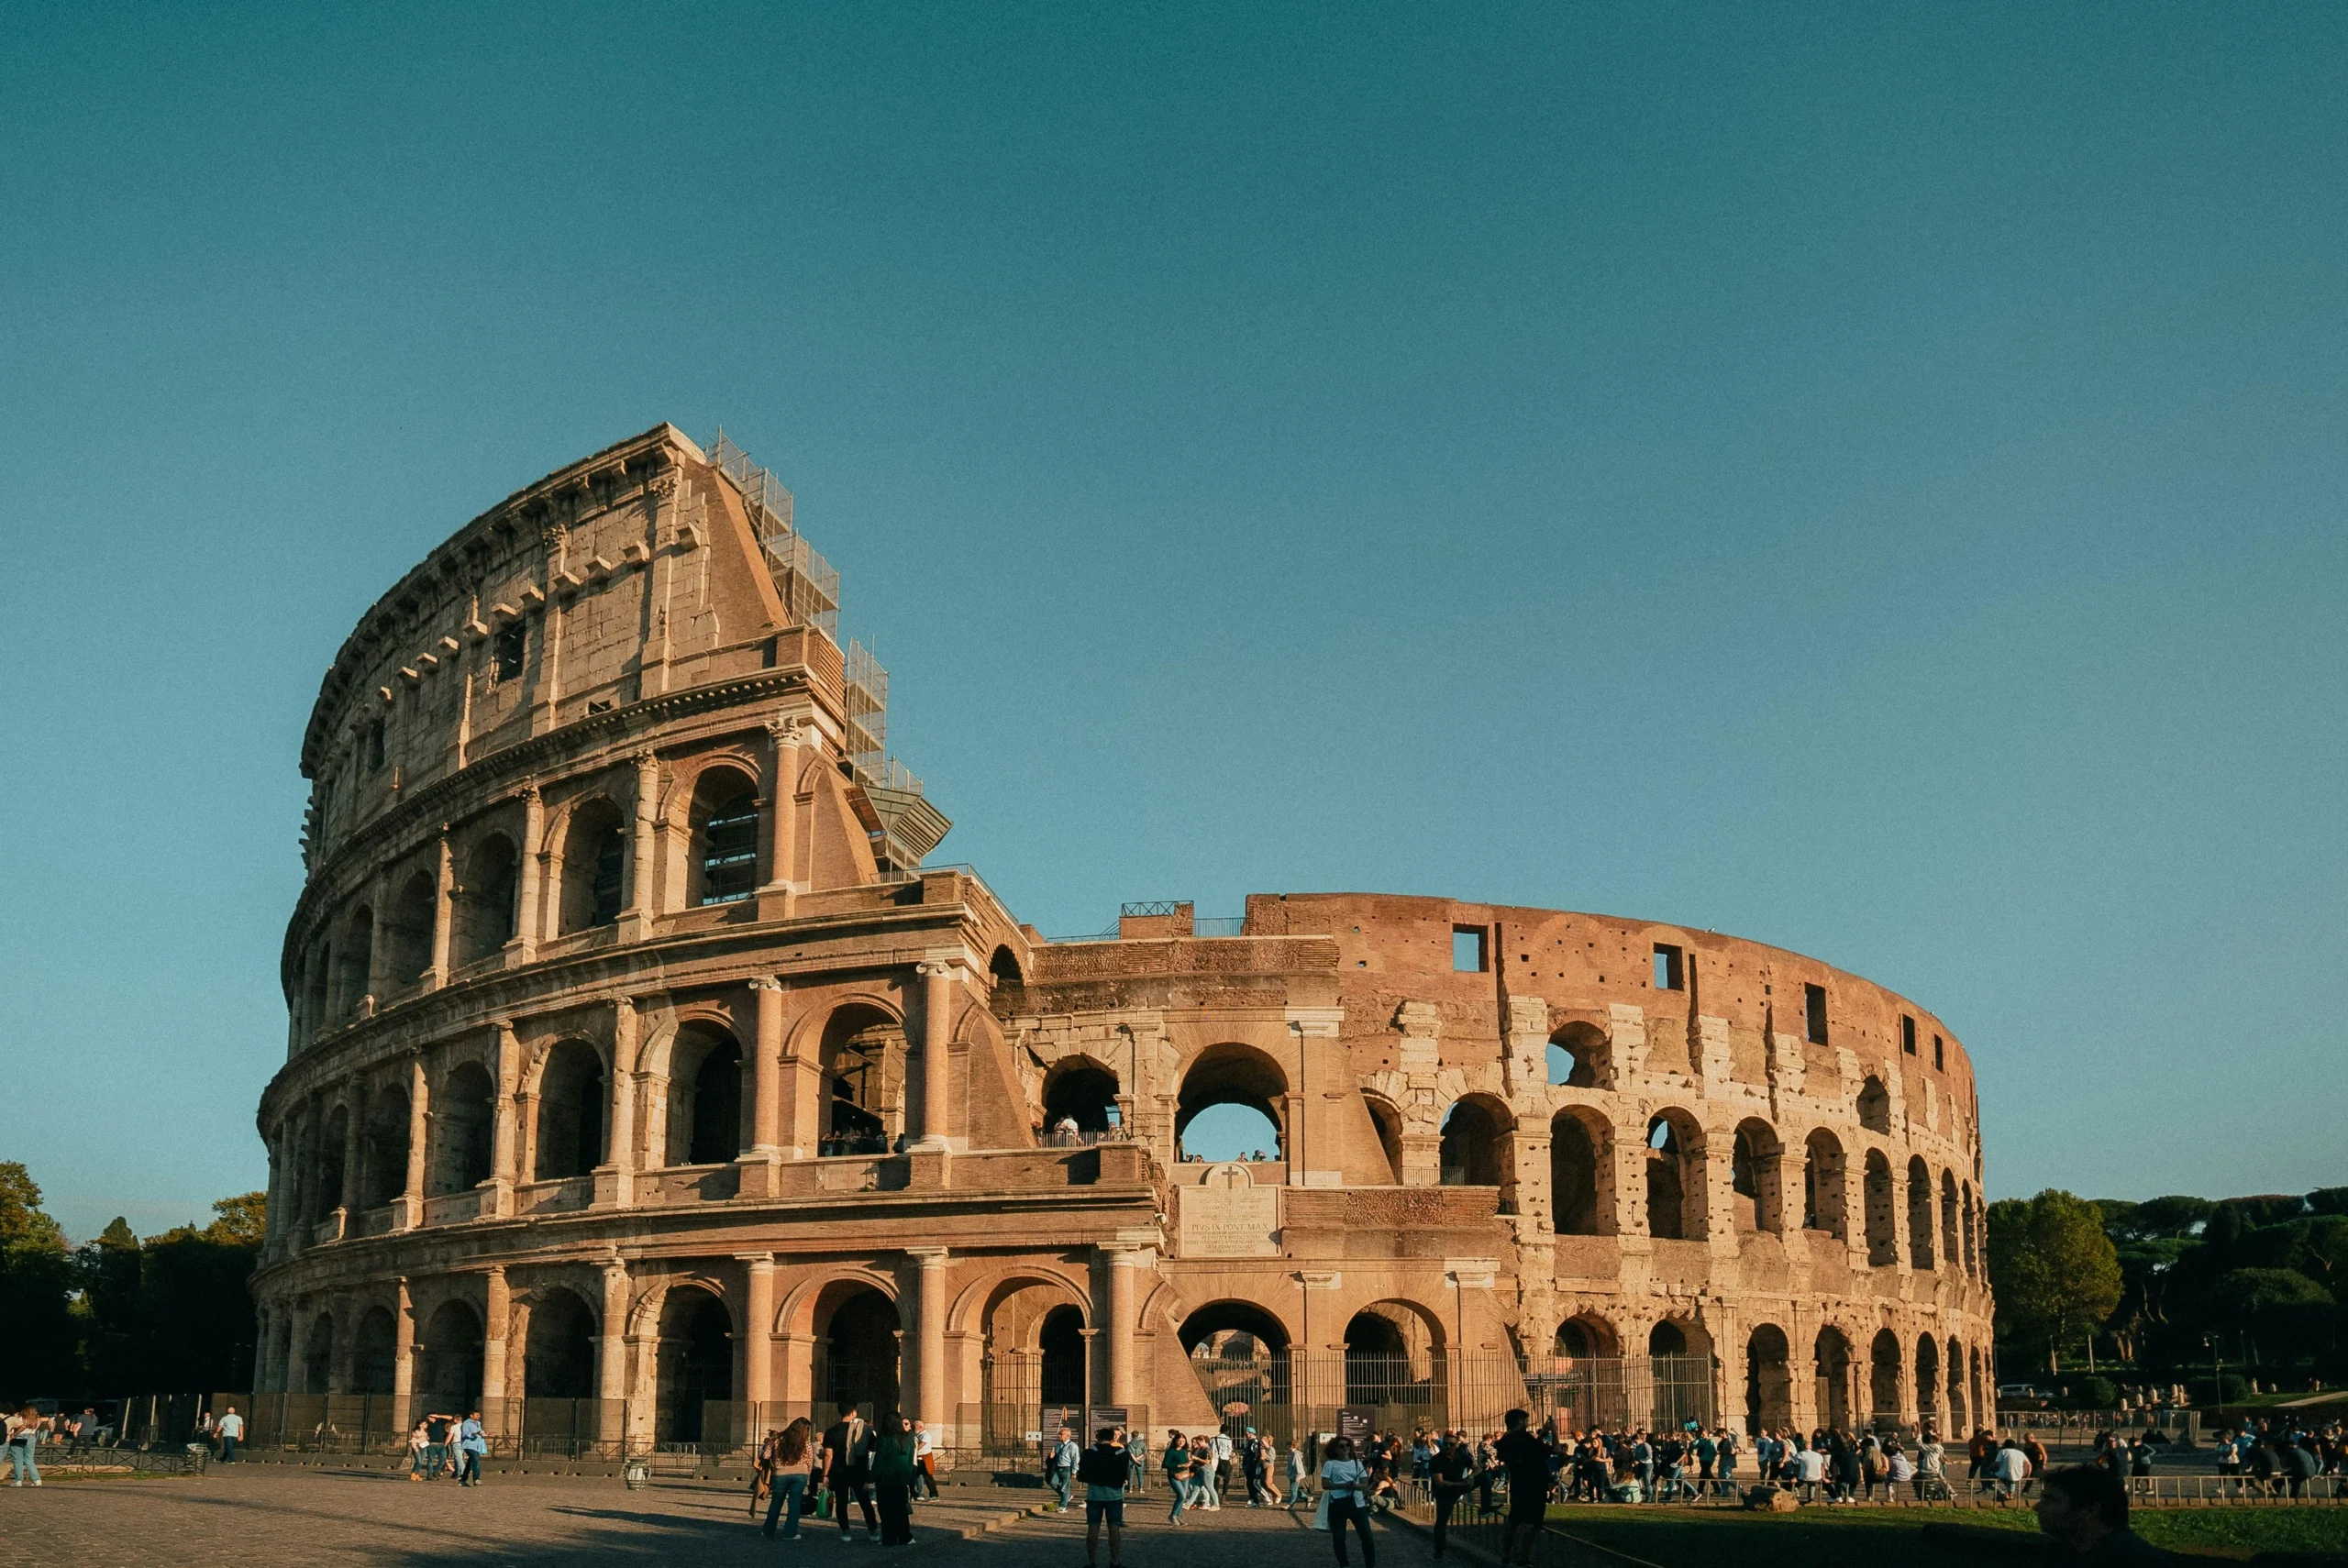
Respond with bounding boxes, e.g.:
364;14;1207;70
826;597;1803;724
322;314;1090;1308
294;765;768;1035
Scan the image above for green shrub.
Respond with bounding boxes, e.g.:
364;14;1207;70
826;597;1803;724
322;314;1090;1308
2066;1375;2119;1408
2187;1373;2249;1403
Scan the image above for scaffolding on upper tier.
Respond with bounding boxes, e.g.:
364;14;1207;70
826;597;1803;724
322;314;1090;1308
704;430;946;872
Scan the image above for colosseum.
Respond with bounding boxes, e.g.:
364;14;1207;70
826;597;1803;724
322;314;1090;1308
249;424;1994;1459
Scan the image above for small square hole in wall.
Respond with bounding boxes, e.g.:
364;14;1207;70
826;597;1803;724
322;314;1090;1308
1653;944;1684;991
1452;925;1488;973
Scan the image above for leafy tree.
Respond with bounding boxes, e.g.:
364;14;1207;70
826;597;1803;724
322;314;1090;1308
1989;1188;2123;1372
0;1162;83;1394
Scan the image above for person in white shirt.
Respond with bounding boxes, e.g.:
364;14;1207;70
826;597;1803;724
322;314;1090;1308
1206;1430;1233;1509
1319;1437;1375;1567
1795;1443;1827;1500
1991;1440;2031;1501
216;1407;246;1463
912;1420;936;1500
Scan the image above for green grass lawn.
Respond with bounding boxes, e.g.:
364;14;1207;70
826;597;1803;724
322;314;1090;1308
1543;1503;2348;1565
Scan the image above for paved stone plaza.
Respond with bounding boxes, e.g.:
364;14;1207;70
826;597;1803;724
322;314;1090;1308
0;1468;1412;1566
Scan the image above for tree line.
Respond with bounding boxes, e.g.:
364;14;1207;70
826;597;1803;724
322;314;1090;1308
0;1161;262;1398
1989;1183;2348;1395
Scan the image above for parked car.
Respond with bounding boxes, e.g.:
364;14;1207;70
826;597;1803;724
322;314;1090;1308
1998;1384;2054;1409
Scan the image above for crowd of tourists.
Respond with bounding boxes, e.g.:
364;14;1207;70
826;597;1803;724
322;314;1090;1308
747;1403;945;1545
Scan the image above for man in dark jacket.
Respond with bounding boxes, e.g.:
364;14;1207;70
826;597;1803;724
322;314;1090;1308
821;1401;879;1541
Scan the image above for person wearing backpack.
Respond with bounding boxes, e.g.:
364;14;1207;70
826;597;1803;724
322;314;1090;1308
1079;1426;1134;1568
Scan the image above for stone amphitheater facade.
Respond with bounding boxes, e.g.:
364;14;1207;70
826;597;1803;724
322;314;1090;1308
251;424;1994;1452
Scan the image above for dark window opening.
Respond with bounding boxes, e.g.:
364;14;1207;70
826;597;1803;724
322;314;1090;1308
365;722;386;773
493;623;526;683
1933;1034;1944;1071
698;797;760;905
1451;925;1487;973
1804;983;1828;1045
589;828;626;926
1654;944;1684;991
1901;1015;1918;1055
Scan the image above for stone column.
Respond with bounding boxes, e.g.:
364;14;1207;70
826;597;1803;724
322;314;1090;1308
907;1246;949;1436
262;1141;284;1255
485;1019;519;1218
363;871;392;1010
339;1095;365;1215
758;716;803;918
287;1307;313;1395
482;1265;511;1433
398;1055;429;1231
515;784;543;961
597;1258;630;1428
392;1277;416;1424
620;750;659;939
913;959;957;1151
742;978;785;1194
741;1254;777;1415
427;830;454;988
597;999;637;1208
1101;1242;1150;1407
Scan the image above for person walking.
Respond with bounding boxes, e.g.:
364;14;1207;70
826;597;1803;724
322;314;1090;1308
911;1419;937;1502
1049;1424;1081;1511
457;1411;487;1485
1206;1427;1232;1509
1430;1430;1476;1560
6;1408;47;1486
823;1401;880;1541
873;1411;918;1545
1287;1438;1310;1507
1164;1430;1197;1523
762;1419;814;1540
406;1419;430;1480
1319;1436;1376;1568
1495;1409;1551;1564
1079;1425;1135;1568
1241;1427;1267;1506
216;1405;245;1463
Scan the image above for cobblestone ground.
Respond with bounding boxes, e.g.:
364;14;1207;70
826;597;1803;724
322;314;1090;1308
0;1469;1423;1568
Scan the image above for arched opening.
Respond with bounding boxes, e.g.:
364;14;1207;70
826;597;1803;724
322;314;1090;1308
360;1088;409;1209
352;1306;396;1395
818;1286;901;1413
1907;1154;1936;1270
303;943;330;1036
1342;1303;1442;1415
667;1024;745;1166
1039;1305;1087;1407
989;945;1024;988
1868;1329;1902;1427
1863;1149;1897;1266
1731;1119;1783;1234
419;1299;484;1414
534;1041;606;1181
657;1287;734;1443
1180;1300;1291;1441
523;1288;598;1401
1546;1021;1609;1088
385;872;437;988
1647;1318;1711;1430
338;907;374;1016
690;768;760;907
1550;1110;1607;1235
1915;1333;1942;1435
821;1005;906;1154
303;1315;335;1394
431;1062;494;1195
317;1107;349;1218
1041;1057;1122;1139
1940;1170;1961;1272
1176;1043;1288;1162
1813;1327;1853;1430
456;835;519;963
1364;1096;1404;1183
1944;1336;1968;1433
1439;1096;1510;1187
1645;1110;1704;1241
1554;1315;1620;1361
1746;1324;1793;1434
558;798;627;933
1802;1128;1846;1239
1856;1076;1891;1133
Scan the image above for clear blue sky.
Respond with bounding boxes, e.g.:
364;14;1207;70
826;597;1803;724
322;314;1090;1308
6;4;2342;1243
